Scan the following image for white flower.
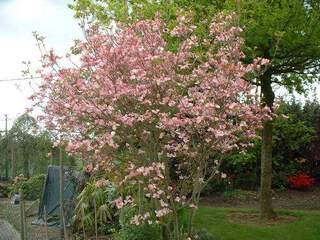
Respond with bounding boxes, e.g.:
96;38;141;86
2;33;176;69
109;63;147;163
155;208;172;218
189;203;198;209
131;215;141;225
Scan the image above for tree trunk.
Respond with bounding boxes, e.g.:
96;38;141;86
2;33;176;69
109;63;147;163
4;115;8;180
124;0;129;18
5;139;9;180
23;152;30;178
5;154;9;180
59;147;66;239
11;144;16;179
259;71;276;220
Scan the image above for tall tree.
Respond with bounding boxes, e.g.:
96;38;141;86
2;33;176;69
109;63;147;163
0;113;78;179
71;0;320;219
10;113;38;178
32;12;269;239
228;0;320;219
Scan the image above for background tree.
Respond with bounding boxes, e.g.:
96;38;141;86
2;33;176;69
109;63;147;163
71;0;320;219
0;113;78;179
228;0;320;219
0;133;9;180
219;99;320;191
9;113;38;178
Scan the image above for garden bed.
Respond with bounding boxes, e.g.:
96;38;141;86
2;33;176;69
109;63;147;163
201;186;320;210
226;212;297;226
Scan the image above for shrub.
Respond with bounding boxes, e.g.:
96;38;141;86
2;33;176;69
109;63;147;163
202;178;229;196
118;223;161;240
72;179;120;237
288;172;315;190
218;100;320;191
11;174;45;200
193;229;219;240
118;206;161;240
0;182;10;198
220;146;260;191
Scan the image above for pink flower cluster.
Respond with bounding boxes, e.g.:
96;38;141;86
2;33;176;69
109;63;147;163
95;178;108;188
113;196;133;209
120;162;165;185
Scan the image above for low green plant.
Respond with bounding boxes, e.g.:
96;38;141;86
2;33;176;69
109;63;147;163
117;206;161;240
193;229;219;240
11;174;45;200
0;183;10;198
72;179;120;237
118;222;162;240
202;178;231;196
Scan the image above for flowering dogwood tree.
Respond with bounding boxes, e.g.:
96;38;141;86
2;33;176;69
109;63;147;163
31;13;270;239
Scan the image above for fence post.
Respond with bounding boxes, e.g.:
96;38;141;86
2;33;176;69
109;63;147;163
94;198;98;240
44;205;49;240
59;147;68;239
20;189;27;240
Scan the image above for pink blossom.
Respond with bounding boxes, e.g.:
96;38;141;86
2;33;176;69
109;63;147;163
95;179;108;188
155;208;172;218
114;197;124;209
189;203;198;209
84;163;93;173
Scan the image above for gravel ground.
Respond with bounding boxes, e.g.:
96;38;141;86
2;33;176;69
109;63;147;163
0;219;20;240
0;198;60;240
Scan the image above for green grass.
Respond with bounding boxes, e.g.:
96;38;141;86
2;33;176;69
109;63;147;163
195;207;320;240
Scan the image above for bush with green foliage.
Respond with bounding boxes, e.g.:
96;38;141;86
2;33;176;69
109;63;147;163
214;100;320;191
118;221;162;240
193;229;219;240
221;142;261;190
0;183;11;198
202;177;232;196
117;206;162;240
11;174;45;200
72;179;120;237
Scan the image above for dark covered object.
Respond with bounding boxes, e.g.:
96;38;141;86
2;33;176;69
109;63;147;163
32;165;77;226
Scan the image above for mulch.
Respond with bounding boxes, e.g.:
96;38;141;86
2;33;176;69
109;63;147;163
201;186;320;211
226;211;298;226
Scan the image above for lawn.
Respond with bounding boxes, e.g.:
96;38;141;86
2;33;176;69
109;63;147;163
195;207;320;240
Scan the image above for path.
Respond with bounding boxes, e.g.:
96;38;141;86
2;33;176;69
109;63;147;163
0;219;20;240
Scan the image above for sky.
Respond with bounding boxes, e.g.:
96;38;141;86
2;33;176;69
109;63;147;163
0;0;82;129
